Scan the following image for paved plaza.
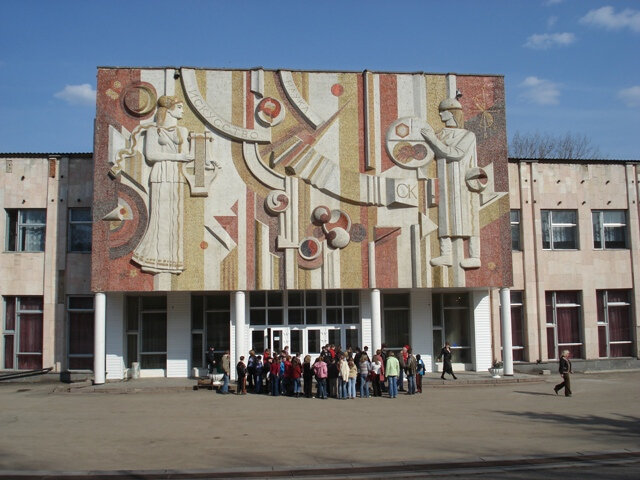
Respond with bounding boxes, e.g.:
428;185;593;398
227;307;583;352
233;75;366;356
0;371;638;477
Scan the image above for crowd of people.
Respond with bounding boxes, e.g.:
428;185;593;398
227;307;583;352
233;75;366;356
207;343;460;398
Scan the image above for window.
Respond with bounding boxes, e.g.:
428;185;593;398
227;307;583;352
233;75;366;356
383;293;410;351
249;291;283;325
3;296;43;369
510;210;521;251
287;291;321;325
592;210;627;249
541;210;578;250
68;208;92;252
500;291;525;361
67;296;94;370
6;209;46;252
597;290;633;357
126;296;167;369
325;290;359;324
191;294;230;370
545;291;582;360
432;293;471;363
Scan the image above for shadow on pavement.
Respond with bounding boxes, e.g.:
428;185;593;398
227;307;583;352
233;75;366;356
513;391;557;396
496;411;640;438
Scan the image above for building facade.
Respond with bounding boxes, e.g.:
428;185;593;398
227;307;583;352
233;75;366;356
89;66;510;380
0;153;94;372
500;158;640;368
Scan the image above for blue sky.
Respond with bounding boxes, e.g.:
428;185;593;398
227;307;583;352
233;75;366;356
1;0;639;159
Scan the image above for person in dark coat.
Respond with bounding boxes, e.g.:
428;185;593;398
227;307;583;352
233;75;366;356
437;342;457;380
205;346;216;375
554;350;573;397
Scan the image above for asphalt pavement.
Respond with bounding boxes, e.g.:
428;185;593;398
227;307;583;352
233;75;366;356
0;371;638;478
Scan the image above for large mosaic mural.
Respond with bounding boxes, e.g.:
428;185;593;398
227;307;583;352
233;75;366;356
92;68;511;291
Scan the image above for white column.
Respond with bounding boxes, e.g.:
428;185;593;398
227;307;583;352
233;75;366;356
94;292;106;385
500;287;514;376
234;291;246;368
371;289;381;353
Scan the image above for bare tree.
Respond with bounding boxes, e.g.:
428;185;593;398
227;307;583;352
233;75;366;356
509;131;604;159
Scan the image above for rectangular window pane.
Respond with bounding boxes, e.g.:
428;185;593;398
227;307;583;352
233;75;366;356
191;295;203;330
290;330;302;355
432;329;442;358
384;293;410;308
250;309;266;325
21;210;46;224
140;354;166;369
4;335;14;369
141;296;166;310
541;210;551;249
306;308;321;324
326;291;340;306
69;297;93;310
267;309;283;325
19;313;43;354
19;297;43;311
127;334;137;368
345;329;358;350
592;211;602;249
552;225;577;249
288;309;303;325
383;310;409;349
343;307;358;324
141;313;167;352
206;311;230;352
553;210;576;224
432;295;442;326
69;224;92;252
307;330;321;353
6;210;17;251
250;291;265;308
510;209;521;251
267;291;283;307
328;329;340;347
343;290;358;306
251;330;265;354
305;291;321;307
191;333;203;368
5;297;16;331
288;291;303;307
126;297;139;331
604;226;626;249
326;308;341;324
206;294;230;310
444;309;470;349
68;312;94;355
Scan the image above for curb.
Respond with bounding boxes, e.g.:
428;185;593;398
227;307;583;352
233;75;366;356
0;450;638;479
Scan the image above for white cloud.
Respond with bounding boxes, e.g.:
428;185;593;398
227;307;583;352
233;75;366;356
524;32;576;49
54;84;96;106
520;76;560;105
580;6;640;33
618;86;640;107
547;16;558;28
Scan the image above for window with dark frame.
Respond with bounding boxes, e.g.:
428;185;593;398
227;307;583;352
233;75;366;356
545;291;582;360
67;296;94;370
68;207;92;252
5;209;46;252
510;209;521;251
597;290;633;357
3;296;43;370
